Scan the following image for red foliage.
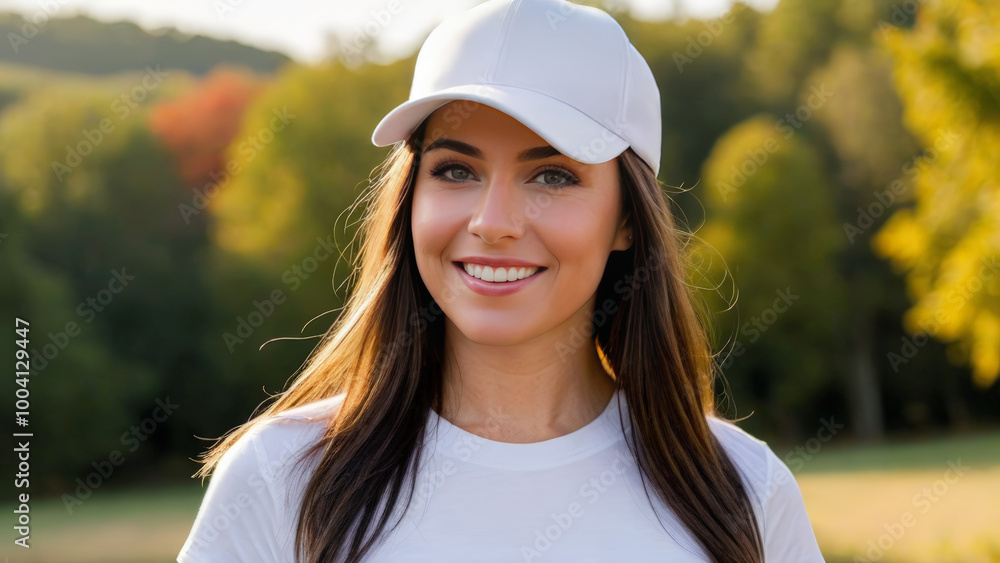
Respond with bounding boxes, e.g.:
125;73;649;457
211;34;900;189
150;67;266;188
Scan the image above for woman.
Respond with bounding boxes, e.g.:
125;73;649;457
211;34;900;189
178;0;826;562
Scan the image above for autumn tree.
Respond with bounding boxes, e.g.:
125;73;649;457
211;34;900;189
873;0;1000;387
149;66;266;188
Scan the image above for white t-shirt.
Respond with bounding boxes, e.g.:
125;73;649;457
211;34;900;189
177;388;826;562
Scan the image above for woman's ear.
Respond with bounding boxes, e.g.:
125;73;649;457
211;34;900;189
612;217;633;251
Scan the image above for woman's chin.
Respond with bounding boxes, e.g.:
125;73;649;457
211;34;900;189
447;317;538;347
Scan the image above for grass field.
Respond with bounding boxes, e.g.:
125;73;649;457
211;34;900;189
795;430;1000;563
2;430;998;562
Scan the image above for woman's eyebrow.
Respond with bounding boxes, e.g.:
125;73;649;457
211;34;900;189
422;137;565;162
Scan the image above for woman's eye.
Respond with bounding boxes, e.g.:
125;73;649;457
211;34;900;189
430;163;475;183
430;162;577;187
445;166;472;181
534;169;578;187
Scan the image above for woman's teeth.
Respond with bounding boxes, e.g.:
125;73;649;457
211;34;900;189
462;263;540;283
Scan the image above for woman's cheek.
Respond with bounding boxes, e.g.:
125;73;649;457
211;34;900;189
412;191;448;245
416;188;472;228
545;201;610;248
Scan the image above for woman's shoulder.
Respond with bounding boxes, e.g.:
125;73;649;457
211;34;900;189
271;391;349;422
706;415;772;465
178;393;351;561
705;415;827;562
239;392;350;473
704;415;781;511
204;391;351;493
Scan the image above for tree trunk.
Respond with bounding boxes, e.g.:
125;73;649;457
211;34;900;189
849;314;884;441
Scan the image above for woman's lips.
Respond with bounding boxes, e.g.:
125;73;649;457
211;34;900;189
453;261;545;296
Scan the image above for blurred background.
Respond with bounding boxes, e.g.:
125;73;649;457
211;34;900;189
0;0;998;561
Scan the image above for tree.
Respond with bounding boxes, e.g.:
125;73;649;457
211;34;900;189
0;74;225;489
742;0;842;107
150;66;266;187
873;0;1000;388
190;56;418;439
619;6;761;222
808;43;920;440
697;114;846;440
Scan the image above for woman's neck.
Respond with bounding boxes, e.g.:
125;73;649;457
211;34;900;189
436;322;617;443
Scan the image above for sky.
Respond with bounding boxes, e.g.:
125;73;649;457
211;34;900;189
0;0;778;64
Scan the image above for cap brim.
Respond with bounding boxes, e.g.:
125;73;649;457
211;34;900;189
370;84;629;165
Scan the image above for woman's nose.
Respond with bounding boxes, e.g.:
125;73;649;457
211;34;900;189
467;173;528;244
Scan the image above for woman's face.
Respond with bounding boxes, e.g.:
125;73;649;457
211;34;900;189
411;101;632;346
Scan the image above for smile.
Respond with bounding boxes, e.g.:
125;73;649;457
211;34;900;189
452;262;546;297
459;262;542;283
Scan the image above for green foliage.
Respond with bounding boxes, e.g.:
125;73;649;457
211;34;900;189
210;57;412;262
191;58;420;418
698;114;846;434
1;0;998;493
744;0;841;106
812;43;919;193
0;80;219;489
620;7;762;219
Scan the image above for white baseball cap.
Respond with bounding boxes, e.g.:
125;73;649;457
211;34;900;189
370;0;662;176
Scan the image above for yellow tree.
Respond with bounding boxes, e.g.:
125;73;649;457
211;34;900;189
873;0;1000;387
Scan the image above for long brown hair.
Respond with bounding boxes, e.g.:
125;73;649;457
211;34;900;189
194;116;764;562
